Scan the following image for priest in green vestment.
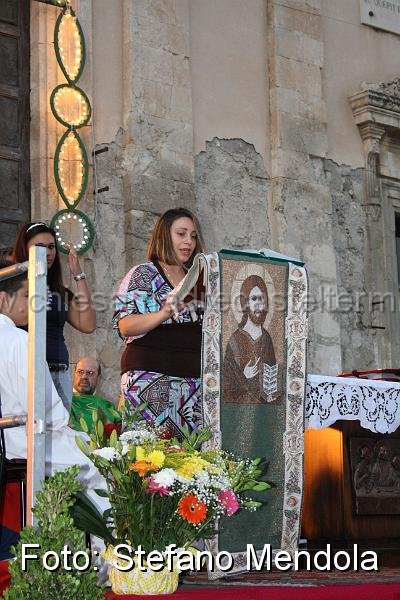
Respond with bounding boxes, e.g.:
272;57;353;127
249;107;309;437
69;356;121;435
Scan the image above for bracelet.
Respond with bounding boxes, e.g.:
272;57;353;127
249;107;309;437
73;272;86;281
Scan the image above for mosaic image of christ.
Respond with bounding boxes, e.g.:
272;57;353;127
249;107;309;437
224;273;281;404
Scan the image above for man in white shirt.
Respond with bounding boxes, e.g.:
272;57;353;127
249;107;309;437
0;261;107;513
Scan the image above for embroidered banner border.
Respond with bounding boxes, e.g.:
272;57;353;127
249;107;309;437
178;252;308;577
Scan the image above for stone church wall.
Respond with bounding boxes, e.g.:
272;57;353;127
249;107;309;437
29;0;400;400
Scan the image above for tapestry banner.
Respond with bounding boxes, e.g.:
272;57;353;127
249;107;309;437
177;250;308;577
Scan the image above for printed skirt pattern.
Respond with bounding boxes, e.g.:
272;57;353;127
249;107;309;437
121;370;203;439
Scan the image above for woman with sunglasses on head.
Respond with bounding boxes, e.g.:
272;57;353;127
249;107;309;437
12;222;96;411
112;207;205;440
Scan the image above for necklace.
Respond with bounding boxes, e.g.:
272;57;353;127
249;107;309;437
160;262;186;288
46;285;53;311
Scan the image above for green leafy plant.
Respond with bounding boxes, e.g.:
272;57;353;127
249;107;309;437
4;466;104;600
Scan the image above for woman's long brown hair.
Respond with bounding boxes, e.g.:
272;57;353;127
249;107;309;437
147;207;204;267
12;222;67;296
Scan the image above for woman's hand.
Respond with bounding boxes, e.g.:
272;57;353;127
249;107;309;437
65;242;82;277
64;242;96;333
118;286;186;338
161;291;185;320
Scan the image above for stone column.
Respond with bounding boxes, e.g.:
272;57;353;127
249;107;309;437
349;82;400;367
56;0;130;398
122;0;195;269
30;1;61;222
267;0;342;374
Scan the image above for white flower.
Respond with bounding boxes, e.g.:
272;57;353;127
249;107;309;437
93;447;119;461
119;428;157;445
118;430;139;443
120;442;130;456
152;468;177;488
181;468;230;492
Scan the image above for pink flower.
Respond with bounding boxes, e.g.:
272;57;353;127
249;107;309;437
218;490;239;516
145;477;170;496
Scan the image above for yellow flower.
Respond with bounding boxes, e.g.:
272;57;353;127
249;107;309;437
147;450;165;468
177;457;210;480
136;446;145;461
135;446;165;469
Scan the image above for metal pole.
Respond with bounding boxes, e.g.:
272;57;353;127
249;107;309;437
26;246;47;527
0;416;27;429
0;262;28;282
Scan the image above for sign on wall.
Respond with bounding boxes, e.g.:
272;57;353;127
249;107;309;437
361;0;400;35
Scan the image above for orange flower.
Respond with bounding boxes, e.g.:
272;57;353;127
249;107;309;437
130;460;157;477
178;493;207;525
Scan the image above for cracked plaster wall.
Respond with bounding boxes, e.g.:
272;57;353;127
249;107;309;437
195;138;271;251
43;0;400;399
320;159;376;372
193;138;380;375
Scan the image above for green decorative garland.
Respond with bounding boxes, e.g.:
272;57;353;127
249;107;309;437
50;208;94;254
37;0;67;6
50;3;94;255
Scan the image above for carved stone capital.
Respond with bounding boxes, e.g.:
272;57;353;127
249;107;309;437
349;79;400;200
377;77;400;97
357;122;385;155
349;85;400;131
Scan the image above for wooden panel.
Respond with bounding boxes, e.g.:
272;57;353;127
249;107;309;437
0;1;18;26
0;158;19;209
0;35;18;86
0;221;18;245
0;97;19;148
302;422;400;564
302;427;345;542
0;0;30;248
341;421;400;543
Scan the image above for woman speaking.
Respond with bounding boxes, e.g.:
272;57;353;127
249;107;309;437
112;208;204;440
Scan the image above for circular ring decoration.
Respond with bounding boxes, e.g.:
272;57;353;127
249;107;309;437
50;208;94;255
54;128;89;208
50;84;91;129
54;7;85;85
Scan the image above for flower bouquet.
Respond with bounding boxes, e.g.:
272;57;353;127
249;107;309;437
75;412;270;594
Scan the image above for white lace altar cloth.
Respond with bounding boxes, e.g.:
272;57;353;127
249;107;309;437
306;374;400;434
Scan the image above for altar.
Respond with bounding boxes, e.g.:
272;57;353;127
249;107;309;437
306;374;400;434
303;375;400;564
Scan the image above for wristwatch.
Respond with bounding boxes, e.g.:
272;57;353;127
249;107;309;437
73;272;86;281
